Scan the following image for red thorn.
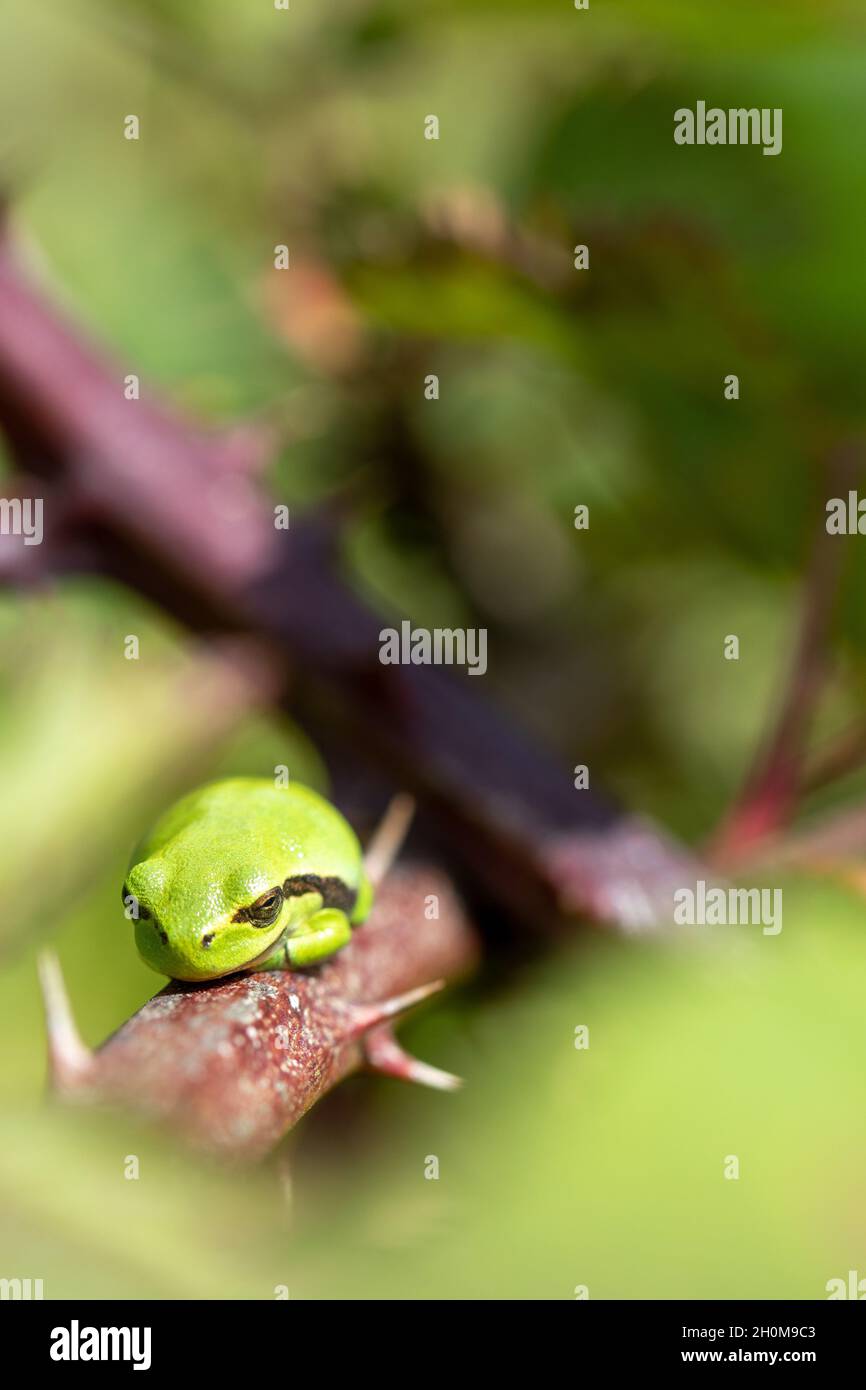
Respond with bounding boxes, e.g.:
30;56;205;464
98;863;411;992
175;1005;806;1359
346;979;445;1040
364;1024;463;1092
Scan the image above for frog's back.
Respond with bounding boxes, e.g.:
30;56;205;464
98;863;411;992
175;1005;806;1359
134;777;364;890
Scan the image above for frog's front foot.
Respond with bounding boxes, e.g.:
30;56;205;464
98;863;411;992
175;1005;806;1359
256;908;353;971
287;908;353;966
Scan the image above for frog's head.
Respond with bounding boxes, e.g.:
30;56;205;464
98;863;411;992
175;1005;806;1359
123;836;290;982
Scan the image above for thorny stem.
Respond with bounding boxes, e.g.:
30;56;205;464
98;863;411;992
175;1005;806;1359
39;864;479;1162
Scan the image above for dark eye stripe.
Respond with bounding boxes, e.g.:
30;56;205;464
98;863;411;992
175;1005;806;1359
283;874;355;914
230;874;356;925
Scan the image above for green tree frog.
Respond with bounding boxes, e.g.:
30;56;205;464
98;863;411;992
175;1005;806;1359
122;778;373;981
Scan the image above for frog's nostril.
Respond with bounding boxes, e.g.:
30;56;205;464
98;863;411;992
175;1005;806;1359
154;923;169;945
201;932;215;949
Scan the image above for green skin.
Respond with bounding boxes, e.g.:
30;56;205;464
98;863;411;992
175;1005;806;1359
123;778;373;982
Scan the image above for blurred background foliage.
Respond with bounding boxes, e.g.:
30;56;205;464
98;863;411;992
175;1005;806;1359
1;0;865;1298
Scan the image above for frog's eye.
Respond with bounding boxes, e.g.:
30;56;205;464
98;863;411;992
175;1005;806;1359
240;885;284;928
121;884;150;920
